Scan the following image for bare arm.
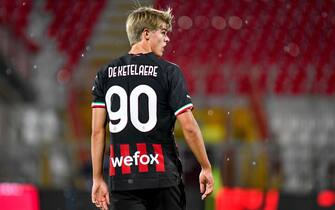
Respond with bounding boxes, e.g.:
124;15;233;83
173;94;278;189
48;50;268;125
91;108;109;210
177;109;214;199
91;108;107;181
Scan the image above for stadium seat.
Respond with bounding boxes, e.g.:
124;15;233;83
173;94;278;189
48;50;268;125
0;0;39;53
157;0;335;95
44;0;106;79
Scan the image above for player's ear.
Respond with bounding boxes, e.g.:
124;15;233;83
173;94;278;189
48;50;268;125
143;28;150;41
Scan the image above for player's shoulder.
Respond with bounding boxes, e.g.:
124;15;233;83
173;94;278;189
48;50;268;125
96;55;125;75
150;56;181;74
163;60;181;70
163;60;184;78
106;55;126;68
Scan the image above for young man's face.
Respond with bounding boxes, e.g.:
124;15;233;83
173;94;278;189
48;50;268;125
148;24;170;57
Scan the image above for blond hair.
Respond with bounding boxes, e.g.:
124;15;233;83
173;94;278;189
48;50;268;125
126;6;173;46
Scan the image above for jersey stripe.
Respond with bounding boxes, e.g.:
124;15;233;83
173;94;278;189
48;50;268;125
110;145;115;176
120;144;131;174
136;143;149;173
174;103;193;116
152;144;165;172
91;102;106;108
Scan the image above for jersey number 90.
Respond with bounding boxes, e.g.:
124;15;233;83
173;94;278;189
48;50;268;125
105;85;157;133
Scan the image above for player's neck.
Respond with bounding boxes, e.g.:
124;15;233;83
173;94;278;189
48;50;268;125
129;41;152;55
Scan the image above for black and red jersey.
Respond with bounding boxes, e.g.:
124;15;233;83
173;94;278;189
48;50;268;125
91;52;193;191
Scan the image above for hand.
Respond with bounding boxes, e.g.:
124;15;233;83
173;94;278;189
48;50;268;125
199;168;214;200
91;178;110;210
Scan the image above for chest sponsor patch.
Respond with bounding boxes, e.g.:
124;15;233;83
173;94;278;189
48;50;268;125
109;143;165;176
110;152;159;167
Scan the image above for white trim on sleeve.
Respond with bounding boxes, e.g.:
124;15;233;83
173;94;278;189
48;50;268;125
91;102;106;108
174;103;193;116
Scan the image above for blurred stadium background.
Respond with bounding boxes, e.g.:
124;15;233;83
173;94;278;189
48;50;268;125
0;0;335;209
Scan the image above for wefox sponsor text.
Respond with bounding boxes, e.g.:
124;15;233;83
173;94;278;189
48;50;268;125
110;151;159;167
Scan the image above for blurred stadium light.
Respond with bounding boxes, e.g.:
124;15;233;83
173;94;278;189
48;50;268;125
0;183;39;210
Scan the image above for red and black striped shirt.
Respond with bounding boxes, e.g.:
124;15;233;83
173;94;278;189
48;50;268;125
92;52;193;191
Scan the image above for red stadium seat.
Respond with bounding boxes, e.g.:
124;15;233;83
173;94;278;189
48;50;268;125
158;0;335;95
0;0;39;53
44;0;106;79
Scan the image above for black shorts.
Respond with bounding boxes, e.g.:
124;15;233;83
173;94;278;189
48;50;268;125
110;183;186;210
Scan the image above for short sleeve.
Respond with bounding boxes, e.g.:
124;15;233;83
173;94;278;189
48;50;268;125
168;65;193;116
91;70;106;108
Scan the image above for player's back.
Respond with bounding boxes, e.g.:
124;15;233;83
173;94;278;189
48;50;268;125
92;52;193;191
